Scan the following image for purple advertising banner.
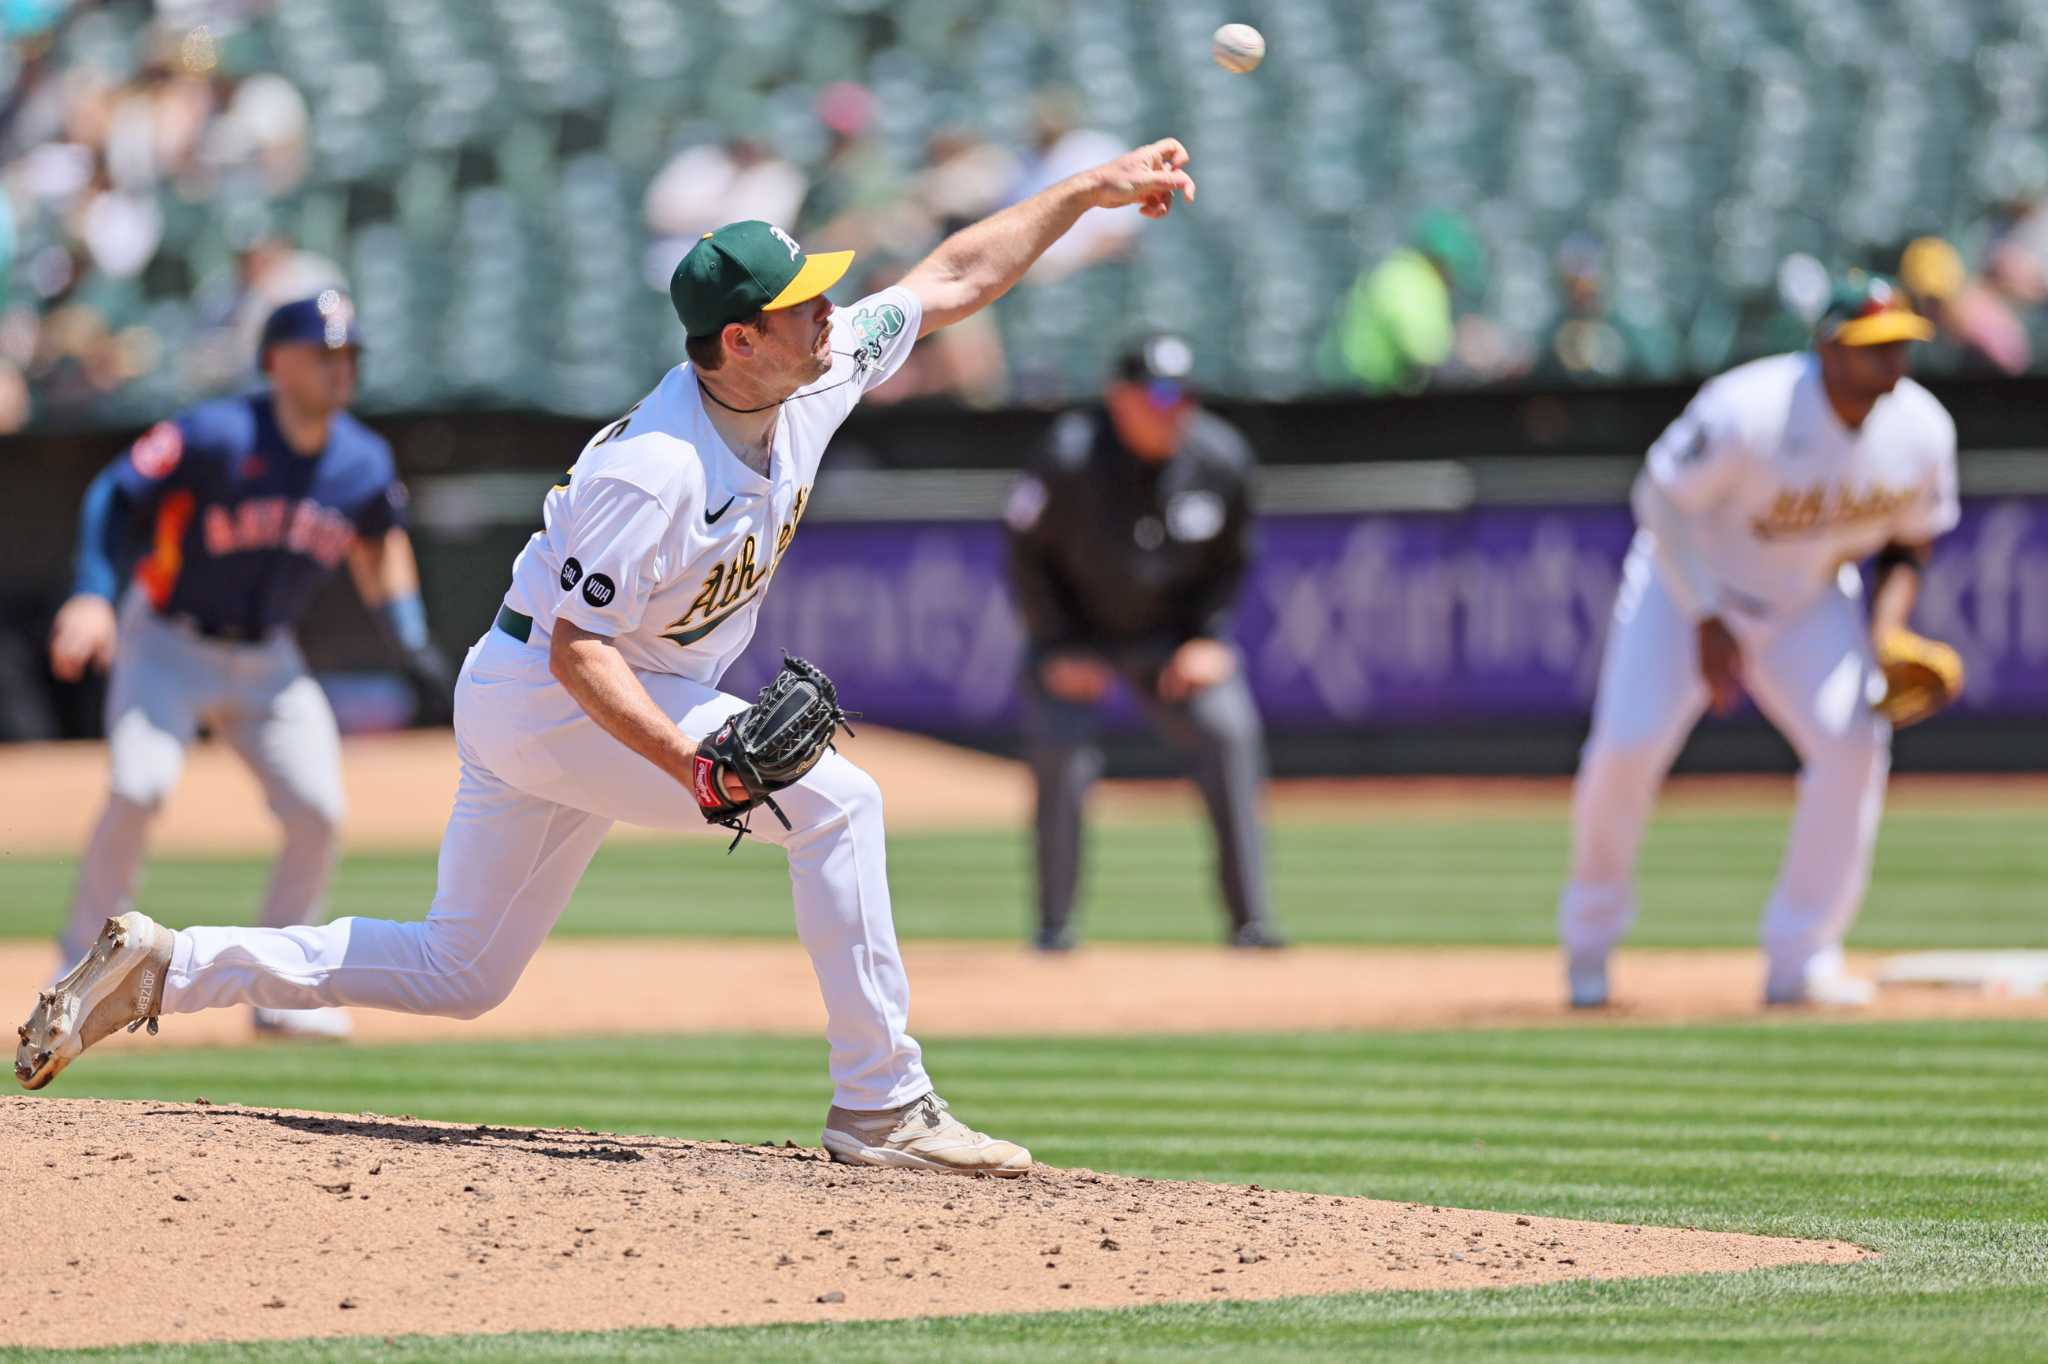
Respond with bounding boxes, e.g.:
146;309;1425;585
722;497;2048;730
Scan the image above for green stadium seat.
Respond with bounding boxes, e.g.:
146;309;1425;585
22;0;2048;420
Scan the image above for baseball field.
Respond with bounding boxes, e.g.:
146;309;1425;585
3;733;2046;1361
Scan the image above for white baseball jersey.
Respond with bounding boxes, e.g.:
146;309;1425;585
501;286;922;681
1643;351;1959;618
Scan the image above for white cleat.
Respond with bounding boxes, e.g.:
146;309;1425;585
1766;967;1877;1009
252;1006;354;1040
822;1092;1032;1177
1566;953;1610;1009
16;913;175;1091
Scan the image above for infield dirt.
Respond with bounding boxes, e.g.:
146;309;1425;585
4;940;2044;1059
0;1098;1871;1350
10;727;2045;855
5;728;2044;1047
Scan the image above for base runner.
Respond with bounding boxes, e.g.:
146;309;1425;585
45;293;450;1040
1559;275;1962;1009
17;141;1198;1176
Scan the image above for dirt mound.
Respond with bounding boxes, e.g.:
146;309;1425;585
0;1099;1867;1351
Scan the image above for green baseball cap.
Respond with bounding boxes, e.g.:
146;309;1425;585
1816;272;1935;347
669;221;855;339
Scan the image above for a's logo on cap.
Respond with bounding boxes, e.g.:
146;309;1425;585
1858;279;1901;317
768;225;802;260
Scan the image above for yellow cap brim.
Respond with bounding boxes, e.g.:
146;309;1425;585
764;250;855;310
1833;310;1936;346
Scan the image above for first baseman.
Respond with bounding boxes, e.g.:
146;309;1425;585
1559;275;1959;1009
18;141;1200;1175
44;292;449;1039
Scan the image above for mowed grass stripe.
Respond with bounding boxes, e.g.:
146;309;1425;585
109;1030;2048;1110
41;1023;2048;1223
18;1286;2048;1364
980;1085;2048;1138
21;1018;2048;1362
5;802;2047;947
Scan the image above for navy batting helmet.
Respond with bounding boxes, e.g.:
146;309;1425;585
259;290;362;361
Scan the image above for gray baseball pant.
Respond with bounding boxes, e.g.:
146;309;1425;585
1025;667;1272;940
58;593;345;963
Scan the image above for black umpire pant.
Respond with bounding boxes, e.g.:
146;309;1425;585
1024;665;1273;940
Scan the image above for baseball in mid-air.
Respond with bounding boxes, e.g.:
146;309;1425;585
1211;23;1265;73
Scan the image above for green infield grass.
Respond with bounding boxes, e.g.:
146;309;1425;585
2;803;2043;948
13;1020;2048;1362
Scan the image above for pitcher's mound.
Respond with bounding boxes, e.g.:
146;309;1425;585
1;1099;1870;1350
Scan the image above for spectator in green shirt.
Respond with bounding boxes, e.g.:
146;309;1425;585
1325;211;1481;391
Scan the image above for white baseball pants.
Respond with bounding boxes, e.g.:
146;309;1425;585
160;625;931;1112
1559;536;1891;997
61;593;346;964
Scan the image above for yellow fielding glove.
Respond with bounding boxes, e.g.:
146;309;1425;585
1874;628;1965;728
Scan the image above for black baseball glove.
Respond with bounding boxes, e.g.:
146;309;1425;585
692;655;855;849
402;642;456;727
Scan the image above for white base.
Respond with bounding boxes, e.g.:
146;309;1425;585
1877;951;2048;998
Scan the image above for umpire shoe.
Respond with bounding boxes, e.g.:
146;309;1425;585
1032;924;1078;953
16;913;175;1091
822;1092;1032;1177
1230;921;1289;950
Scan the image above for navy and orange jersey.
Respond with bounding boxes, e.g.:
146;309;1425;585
73;394;408;638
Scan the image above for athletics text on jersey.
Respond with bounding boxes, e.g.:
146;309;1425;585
500;286;922;683
1642;352;1958;618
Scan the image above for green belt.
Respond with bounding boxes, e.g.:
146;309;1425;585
494;605;534;643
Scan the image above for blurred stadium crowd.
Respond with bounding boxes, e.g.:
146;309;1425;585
10;0;2048;431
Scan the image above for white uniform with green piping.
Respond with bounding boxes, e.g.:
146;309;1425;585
154;285;932;1112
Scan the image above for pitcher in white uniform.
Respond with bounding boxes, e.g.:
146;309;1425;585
1559;275;1958;1009
18;142;1200;1175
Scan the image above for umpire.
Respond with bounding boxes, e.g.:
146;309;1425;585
1004;334;1283;951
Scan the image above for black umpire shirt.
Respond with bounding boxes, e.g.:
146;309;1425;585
1005;406;1255;671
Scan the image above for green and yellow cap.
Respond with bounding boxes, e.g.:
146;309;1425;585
668;221;854;339
1816;272;1936;347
